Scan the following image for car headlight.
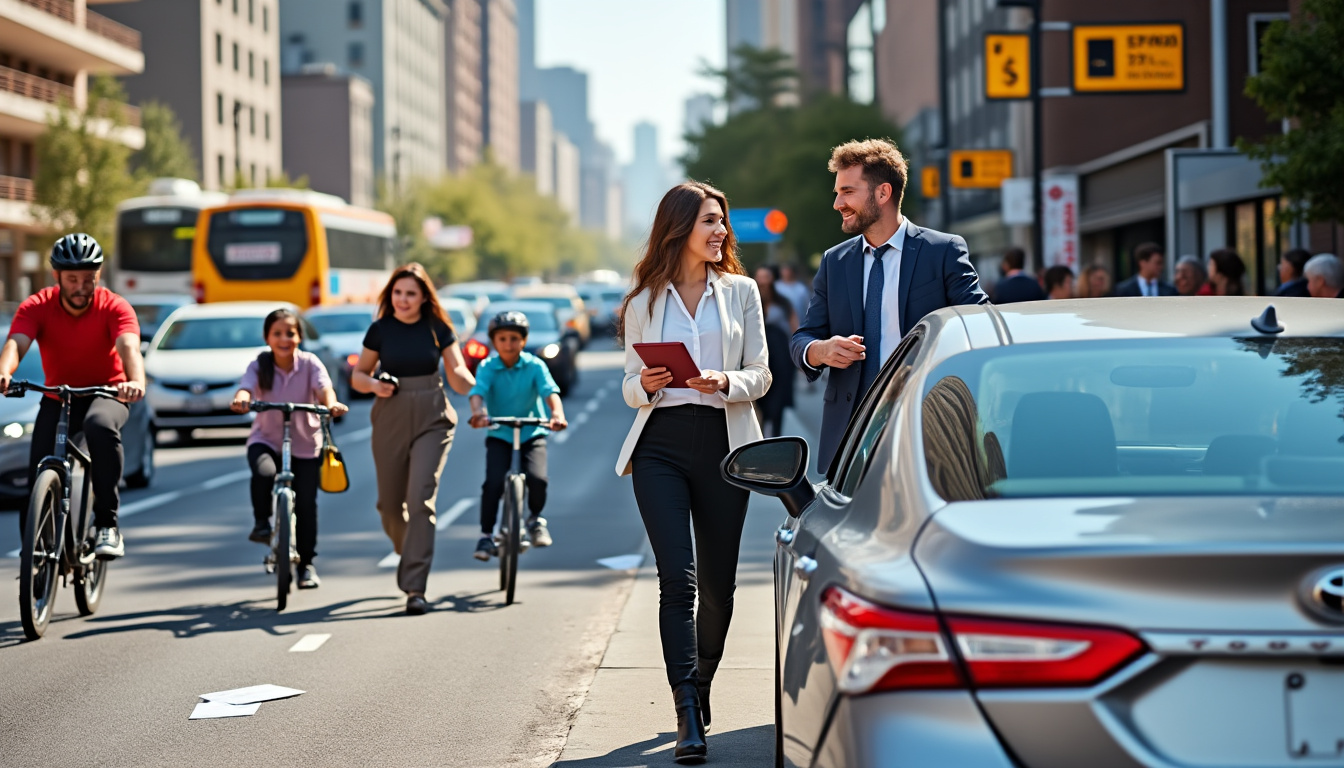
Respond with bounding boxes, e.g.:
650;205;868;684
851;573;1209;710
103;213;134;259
541;343;560;359
3;422;32;439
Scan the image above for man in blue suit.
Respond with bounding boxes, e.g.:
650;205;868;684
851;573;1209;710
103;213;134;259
791;139;988;472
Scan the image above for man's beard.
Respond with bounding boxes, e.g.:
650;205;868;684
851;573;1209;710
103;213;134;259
840;191;881;235
59;286;93;309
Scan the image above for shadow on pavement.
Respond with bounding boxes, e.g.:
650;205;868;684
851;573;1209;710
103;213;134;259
549;725;774;768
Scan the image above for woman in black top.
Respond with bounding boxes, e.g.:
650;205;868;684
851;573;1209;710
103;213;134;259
352;263;476;615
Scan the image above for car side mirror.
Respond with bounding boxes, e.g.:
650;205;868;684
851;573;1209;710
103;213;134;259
720;436;815;518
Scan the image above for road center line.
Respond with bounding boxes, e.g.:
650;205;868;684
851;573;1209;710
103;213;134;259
119;489;184;518
202;469;251;490
378;551;401;569
288;633;331;652
436;497;474;531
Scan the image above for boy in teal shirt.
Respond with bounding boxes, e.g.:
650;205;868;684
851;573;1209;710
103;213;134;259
468;310;567;560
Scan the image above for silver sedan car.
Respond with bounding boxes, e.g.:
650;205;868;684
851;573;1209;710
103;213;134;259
723;297;1344;768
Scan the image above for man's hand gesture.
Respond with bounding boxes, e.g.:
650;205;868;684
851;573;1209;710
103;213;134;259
807;335;866;370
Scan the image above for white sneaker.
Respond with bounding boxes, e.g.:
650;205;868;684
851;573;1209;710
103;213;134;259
94;527;124;559
527;517;553;548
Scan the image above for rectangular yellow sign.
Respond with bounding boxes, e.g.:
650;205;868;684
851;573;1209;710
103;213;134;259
949;150;1014;190
985;33;1031;100
1073;23;1185;93
921;166;940;199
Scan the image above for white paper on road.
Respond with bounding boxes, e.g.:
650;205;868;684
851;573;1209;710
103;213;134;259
189;700;260;719
200;684;305;705
597;554;644;570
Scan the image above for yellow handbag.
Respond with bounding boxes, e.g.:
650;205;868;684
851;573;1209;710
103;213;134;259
319;419;349;493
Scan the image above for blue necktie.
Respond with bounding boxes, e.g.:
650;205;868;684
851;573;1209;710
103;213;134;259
860;244;890;395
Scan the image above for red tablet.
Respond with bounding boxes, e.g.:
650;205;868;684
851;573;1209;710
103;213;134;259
633;342;702;388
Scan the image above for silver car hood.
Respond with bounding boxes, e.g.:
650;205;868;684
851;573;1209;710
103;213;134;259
914;496;1344;632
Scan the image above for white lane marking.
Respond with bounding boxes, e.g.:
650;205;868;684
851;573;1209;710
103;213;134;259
288;633;331;653
597;554;644;570
119;489;184;518
378;551;401;569
4;547;18;558
202;469;251;490
584;398;601;413
341;426;373;442
552;430;571;445
436;497;474;531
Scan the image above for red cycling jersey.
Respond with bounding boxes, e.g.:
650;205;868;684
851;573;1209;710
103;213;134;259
9;286;138;387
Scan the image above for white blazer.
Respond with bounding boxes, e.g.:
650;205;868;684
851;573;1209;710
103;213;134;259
615;271;772;476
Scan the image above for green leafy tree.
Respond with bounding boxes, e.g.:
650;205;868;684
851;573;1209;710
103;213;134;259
700;44;798;111
1240;0;1344;225
130;101;197;182
33;75;138;249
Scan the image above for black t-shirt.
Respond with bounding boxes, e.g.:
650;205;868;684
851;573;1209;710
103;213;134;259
362;314;456;377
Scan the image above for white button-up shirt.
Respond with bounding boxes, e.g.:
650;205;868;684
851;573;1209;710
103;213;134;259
804;217;909;371
657;275;726;409
1138;276;1158;297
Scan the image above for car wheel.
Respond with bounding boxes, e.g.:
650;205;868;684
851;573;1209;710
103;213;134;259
125;424;155;488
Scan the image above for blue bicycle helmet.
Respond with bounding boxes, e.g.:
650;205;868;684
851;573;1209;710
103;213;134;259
49;233;104;270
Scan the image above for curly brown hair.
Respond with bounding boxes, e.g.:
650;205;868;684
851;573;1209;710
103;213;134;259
828;138;908;210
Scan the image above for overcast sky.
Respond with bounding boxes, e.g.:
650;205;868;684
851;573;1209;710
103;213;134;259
534;0;725;167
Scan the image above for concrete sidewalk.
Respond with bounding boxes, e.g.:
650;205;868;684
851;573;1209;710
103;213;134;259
552;376;822;767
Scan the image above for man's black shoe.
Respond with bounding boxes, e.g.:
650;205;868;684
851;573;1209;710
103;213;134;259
249;522;272;544
406;595;429;615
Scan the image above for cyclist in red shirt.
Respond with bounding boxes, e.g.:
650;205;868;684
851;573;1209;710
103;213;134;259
0;234;146;559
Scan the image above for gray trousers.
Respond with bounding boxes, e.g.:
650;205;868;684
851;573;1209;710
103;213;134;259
370;374;456;595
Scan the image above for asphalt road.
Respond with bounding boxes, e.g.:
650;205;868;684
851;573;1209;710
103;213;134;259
0;339;649;768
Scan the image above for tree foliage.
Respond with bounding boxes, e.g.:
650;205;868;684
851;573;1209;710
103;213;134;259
33;75;138;248
700;44;798;111
684;48;903;268
131;101;197;182
1239;0;1344;224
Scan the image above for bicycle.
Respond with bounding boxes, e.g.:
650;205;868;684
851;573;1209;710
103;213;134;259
487;417;550;606
248;400;330;612
8;380;121;640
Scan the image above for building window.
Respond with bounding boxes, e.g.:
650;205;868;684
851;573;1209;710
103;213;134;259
215;33;222;65
217;92;224;124
249;106;256;136
248;51;254;79
263;58;269;85
217;154;225;186
265;112;271;140
250;163;257;186
233;42;239;71
248;0;254;24
348;42;364;68
349;1;362;28
232;0;238;14
263;5;268;32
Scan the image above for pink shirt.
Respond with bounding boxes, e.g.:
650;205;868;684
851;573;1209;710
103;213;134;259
238;350;333;459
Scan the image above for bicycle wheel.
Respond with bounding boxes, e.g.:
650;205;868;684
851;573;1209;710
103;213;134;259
275;490;293;612
74;555;108;617
502;474;524;606
19;471;63;640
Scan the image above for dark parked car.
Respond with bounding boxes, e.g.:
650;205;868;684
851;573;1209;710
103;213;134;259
723;297;1344;768
461;300;578;394
0;331;155;506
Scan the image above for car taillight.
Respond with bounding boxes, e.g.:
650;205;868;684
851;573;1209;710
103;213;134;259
820;587;1144;695
464;339;489;359
345;353;360;368
193;281;205;303
309;279;322;307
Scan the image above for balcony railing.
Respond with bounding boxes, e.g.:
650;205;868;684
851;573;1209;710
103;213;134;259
0;176;36;203
16;0;143;51
0;65;74;105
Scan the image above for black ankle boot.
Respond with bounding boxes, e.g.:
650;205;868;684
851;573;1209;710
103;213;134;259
697;657;721;731
672;682;707;763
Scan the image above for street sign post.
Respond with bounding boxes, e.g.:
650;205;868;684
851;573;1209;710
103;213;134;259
949;150;1014;189
985;33;1031;100
921;166;941;199
732;208;787;244
1072;23;1185;93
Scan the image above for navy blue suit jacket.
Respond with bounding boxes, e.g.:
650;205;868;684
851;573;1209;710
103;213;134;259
790;223;988;473
993;273;1047;303
1275;277;1310;297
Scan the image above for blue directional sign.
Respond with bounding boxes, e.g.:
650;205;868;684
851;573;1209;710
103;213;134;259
732;208;787;243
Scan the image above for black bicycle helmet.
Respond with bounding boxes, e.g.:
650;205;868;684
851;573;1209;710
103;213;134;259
49;233;104;270
487;310;530;338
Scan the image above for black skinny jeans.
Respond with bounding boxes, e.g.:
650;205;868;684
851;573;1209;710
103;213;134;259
631;405;750;690
29;396;127;530
247;443;320;565
480;435;548;534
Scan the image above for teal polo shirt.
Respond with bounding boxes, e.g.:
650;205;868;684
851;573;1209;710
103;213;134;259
468;351;562;443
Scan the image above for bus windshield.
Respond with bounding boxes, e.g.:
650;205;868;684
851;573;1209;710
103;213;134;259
206;207;309;281
117;207;197;272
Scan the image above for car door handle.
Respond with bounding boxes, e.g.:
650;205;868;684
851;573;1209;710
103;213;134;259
775;527;795;546
793;556;817;581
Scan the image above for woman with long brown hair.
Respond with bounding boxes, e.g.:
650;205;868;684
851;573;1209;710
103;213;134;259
614;181;771;762
352;263;475;615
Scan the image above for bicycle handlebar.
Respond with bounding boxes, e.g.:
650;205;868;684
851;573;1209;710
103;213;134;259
487;417;551;427
249;401;332;416
4;380;120;400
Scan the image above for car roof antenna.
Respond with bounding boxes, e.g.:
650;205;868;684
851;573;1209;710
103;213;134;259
1251;305;1285;336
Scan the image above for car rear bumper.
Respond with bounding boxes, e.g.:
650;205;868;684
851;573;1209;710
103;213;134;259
813;692;1015;768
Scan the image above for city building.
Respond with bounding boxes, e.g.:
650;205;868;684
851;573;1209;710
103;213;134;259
516;0;537;101
683;93;716;137
99;0;280;191
552;130;579;219
0;0;145;299
444;0;483;172
796;0;864;97
623;122;666;238
281;66;375;207
520;100;553;195
726;0;799;110
280;0;446;190
480;0;518;169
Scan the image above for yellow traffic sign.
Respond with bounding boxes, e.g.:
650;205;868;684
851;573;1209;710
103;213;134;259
1073;23;1185;93
985;33;1031;100
921;166;940;199
949;150;1014;190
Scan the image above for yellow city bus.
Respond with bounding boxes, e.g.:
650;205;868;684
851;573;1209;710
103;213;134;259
192;189;397;307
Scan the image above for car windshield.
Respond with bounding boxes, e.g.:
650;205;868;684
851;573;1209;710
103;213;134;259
157;317;264;351
446;309;470;330
480;305;558;332
308;312;371;335
520;296;572;311
920;338;1344;499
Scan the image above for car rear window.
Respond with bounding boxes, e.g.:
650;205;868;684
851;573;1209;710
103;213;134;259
307;312;371;335
920;338;1344;499
480;304;559;332
157;317;264;351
